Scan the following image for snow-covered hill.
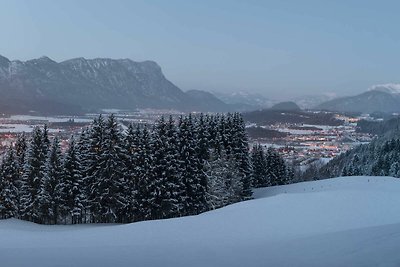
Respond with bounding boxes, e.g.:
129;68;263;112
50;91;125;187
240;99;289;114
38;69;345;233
1;176;400;267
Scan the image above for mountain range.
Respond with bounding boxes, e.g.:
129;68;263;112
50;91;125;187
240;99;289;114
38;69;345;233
316;84;400;114
212;91;274;111
2;54;397;115
0;55;232;114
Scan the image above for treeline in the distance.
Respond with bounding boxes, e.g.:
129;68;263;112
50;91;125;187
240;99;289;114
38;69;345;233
0;113;291;225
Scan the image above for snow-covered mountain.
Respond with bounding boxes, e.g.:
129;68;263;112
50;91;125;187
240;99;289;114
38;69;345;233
317;84;400;114
293;93;337;109
368;83;400;95
212;91;274;111
1;176;399;267
0;55;229;114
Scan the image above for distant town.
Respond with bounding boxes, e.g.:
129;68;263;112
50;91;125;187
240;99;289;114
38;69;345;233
246;112;376;168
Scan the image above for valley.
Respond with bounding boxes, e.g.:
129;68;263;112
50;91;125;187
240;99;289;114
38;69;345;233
245;110;375;169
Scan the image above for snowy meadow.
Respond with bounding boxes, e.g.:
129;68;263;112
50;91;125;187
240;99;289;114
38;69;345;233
0;176;399;267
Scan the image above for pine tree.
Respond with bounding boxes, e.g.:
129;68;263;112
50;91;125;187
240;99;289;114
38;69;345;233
224;153;243;204
205;114;218;150
86;115;105;222
164;116;184;217
286;164;295;184
60;137;84;224
90;114;126;223
38;136;63;224
231;113;252;199
219;114;233;154
76;128;91;222
42;124;50;155
341;166;348;176
251;144;268;188
122;123;141;222
134;125;153;221
20;127;46;223
205;148;230;209
15;133;27;184
14;133;28;216
146;116;171;219
389;161;400;178
195;114;211;163
0;147;19;219
177;115;207;215
194;114;210;203
348;155;362;176
266;147;287;186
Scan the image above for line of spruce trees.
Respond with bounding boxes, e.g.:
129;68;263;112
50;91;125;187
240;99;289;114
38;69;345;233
0;113;291;225
251;145;294;188
310;136;400;180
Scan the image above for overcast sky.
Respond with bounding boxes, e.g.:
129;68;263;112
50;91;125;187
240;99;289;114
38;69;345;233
1;0;400;99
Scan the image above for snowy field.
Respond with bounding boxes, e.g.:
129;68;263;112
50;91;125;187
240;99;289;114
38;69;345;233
0;115;93;133
8;115;93;123
1;176;400;267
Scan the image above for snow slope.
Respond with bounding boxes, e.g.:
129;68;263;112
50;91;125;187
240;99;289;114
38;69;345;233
1;176;400;267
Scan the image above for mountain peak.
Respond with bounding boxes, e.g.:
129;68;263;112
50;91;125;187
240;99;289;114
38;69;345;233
270;101;301;111
0;55;10;66
28;56;57;65
39;56;53;61
368;83;400;95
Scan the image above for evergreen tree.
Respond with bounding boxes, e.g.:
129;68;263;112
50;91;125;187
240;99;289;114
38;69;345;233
251;144;268;188
224;154;243;204
20;127;46;223
76;128;91;222
341;166;348;176
231;113;253;198
206;114;218;150
86;115;105;222
266;147;287;186
60;137;84;224
42;124;50;155
14;133;28;216
177;115;207;215
146;116;172;219
90;114;126;223
285;164;295;184
194;114;210;203
195;114;211;163
122;123;141;222
15;133;27;182
0;147;19;219
134;125;153;221
205;148;230;209
38;136;63;224
389;161;400;178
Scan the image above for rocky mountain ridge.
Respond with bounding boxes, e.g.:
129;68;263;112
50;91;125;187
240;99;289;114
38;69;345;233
0;55;229;114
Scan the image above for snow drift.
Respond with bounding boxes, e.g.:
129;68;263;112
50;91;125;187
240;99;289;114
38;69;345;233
1;176;400;267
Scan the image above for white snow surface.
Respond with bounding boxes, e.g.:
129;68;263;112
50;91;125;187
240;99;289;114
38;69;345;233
369;83;400;94
1;176;400;267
